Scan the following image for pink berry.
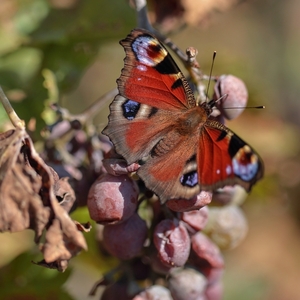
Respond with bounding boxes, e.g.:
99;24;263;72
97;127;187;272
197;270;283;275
103;158;140;176
102;213;147;260
153;219;190;267
205;281;223;300
167;191;212;212
180;206;209;232
191;232;224;268
201;267;223;284
149;253;174;275
87;173;139;224
214;74;248;120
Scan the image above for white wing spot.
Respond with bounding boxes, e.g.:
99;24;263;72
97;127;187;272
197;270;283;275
226;165;232;175
137;65;147;72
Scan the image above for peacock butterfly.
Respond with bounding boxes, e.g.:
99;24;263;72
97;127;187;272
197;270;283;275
102;28;264;203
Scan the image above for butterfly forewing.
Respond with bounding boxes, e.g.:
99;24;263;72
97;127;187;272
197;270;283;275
119;29;196;110
103;29;196;164
103;95;176;163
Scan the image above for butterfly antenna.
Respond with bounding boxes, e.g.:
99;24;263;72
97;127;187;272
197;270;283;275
213;93;227;105
224;105;265;110
205;51;217;103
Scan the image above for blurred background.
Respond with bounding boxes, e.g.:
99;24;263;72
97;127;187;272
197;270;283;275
0;0;299;299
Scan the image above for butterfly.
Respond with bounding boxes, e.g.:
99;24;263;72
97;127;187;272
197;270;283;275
102;28;264;204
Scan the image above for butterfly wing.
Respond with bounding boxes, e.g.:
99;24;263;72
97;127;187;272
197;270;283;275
197;119;264;191
103;29;196;164
136;116;264;203
119;29;195;110
136;131;202;203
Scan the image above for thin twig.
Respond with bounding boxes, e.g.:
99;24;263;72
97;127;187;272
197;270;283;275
51;88;118;125
135;0;153;31
80;88;118;123
0;87;25;130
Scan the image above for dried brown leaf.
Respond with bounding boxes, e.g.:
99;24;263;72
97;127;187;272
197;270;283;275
42;219;72;262
41;217;86;267
74;220;92;232
32;258;69;272
0;128;87;271
0;129;50;235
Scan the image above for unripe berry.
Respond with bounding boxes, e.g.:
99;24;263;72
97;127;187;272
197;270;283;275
168;268;207;300
212;185;247;206
205;205;248;249
132;285;173;300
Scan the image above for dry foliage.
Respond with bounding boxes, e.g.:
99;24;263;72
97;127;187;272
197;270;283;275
0;128;87;272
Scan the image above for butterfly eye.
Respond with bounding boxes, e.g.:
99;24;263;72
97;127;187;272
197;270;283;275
122;99;140;120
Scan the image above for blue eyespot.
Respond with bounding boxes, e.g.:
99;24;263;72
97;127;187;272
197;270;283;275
122;99;140;120
233;158;258;181
180;171;198;187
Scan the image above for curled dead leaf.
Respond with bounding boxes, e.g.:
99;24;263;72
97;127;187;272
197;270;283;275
0;127;87;271
74;220;92;232
54;177;76;213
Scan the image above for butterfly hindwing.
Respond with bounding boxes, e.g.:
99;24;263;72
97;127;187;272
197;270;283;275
136;117;263;203
198;120;263;191
136;127;201;203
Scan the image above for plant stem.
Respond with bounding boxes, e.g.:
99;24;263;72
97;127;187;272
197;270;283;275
0;87;25;130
